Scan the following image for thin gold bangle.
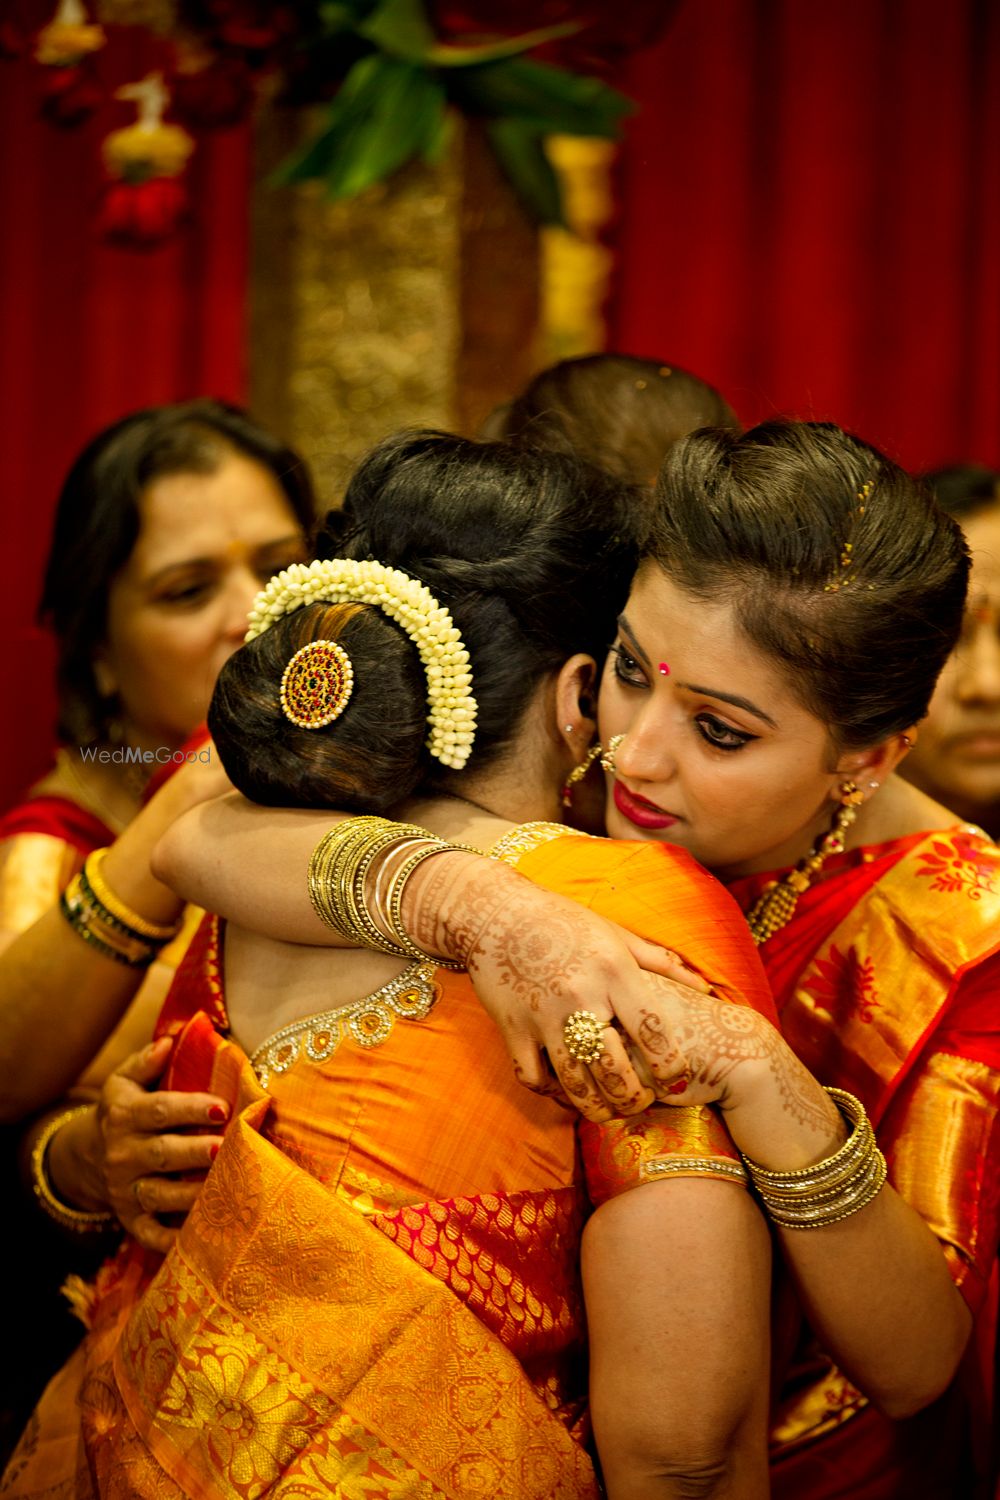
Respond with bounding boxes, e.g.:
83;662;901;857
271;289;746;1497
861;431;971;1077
30;1106;116;1234
84;849;181;943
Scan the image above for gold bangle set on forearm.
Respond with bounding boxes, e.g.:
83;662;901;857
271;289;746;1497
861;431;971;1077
308;816;475;972
741;1087;887;1229
29;1105;115;1235
59;849;182;969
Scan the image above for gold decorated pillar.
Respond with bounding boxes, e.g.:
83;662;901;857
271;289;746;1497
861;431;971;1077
249;108;616;511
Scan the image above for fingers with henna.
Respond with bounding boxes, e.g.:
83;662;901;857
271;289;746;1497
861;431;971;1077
589;1029;655;1115
511;1039;555;1094
608;926;712;993
625;1006;690;1087
550;1050;615;1124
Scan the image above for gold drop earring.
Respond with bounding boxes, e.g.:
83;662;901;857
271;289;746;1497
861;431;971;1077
746;781;864;946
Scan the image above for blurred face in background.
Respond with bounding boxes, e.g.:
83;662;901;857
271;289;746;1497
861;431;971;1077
901;503;1000;831
94;452;307;752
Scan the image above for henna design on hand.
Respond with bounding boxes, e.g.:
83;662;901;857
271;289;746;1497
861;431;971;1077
658;994;833;1133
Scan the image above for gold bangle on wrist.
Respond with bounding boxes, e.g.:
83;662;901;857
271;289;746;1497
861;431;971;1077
307;817;475;972
740;1087;887;1229
308;817;425;956
60;877;158;968
30;1106;116;1234
83;849;182;943
382;844;452;959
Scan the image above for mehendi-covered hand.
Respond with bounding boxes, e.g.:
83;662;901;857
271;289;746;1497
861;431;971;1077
404;850;703;1121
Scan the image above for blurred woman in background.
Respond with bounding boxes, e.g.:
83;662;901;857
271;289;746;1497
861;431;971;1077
0;399;312;1459
900;464;1000;838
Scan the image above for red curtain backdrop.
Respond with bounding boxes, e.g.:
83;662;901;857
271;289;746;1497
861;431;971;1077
3;1;998;808
608;0;1000;474
0;15;250;811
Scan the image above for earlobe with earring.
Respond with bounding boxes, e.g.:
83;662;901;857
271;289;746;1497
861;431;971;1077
562;733;627;806
746;780;864;945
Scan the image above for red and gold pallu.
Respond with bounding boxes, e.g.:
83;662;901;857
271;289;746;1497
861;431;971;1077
3;823;778;1498
730;826;1000;1499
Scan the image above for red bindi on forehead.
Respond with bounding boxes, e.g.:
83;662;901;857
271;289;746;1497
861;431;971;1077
658;662;670;675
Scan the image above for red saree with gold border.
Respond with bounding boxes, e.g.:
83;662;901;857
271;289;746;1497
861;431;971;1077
3;826;776;1499
729;826;1000;1500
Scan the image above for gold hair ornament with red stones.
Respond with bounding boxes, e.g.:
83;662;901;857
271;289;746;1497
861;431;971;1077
248;559;477;769
280;640;355;729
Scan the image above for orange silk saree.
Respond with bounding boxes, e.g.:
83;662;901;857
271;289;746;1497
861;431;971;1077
4;825;775;1499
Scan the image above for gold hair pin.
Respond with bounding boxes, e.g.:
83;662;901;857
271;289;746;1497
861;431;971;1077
825;479;875;592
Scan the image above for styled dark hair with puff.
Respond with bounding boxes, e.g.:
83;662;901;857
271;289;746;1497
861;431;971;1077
647;421;970;750
39;399;315;746
482;353;739;487
209;432;640;810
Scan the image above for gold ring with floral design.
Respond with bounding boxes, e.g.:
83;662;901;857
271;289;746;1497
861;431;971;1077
563;1009;610;1065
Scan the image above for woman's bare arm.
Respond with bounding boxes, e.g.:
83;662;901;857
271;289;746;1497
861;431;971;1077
156;807;703;1118
154;794;344;944
585;1179;771;1499
597;989;972;1420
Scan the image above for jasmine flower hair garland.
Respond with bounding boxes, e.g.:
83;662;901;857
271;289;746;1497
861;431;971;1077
246;559;478;770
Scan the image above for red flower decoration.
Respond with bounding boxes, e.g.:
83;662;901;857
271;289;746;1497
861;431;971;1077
40;64;102;126
916;834;998;900
171;53;255;129
801;944;880;1025
99;175;188;246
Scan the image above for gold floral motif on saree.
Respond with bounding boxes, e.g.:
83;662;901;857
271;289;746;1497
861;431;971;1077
105;1113;599;1499
783;828;1000;1125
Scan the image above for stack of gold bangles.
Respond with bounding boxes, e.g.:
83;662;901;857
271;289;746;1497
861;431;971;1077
740;1087;887;1229
59;848;182;968
308;816;476;972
